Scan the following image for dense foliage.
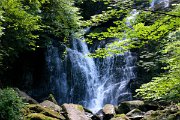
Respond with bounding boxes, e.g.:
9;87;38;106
0;0;81;73
136;29;180;103
0;88;24;120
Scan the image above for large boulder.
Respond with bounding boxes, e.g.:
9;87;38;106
103;104;116;120
23;104;65;120
116;100;158;114
126;109;144;120
62;103;92;120
40;100;62;113
116;100;145;114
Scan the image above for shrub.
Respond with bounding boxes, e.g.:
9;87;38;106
0;88;24;120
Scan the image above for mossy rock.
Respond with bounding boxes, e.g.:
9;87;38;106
111;114;130;120
24;104;65;120
117;100;145;114
142;105;180;120
26;113;59;120
47;94;58;105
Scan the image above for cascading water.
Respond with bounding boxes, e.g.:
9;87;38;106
46;45;68;104
45;12;138;113
66;38;100;109
45;7;140;114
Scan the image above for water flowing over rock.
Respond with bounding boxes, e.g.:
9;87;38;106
46;38;137;113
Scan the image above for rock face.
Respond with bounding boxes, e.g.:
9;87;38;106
62;103;91;120
103;104;116;120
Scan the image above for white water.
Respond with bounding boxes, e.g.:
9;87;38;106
45;9;139;113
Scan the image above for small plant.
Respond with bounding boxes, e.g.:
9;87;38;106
0;88;24;120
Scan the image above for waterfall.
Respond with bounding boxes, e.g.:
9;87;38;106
45;8;138;114
46;37;137;113
67;38;100;109
46;45;68;104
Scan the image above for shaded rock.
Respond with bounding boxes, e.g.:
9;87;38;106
95;109;104;120
40;100;62;113
126;109;144;120
62;103;92;120
103;104;116;120
110;114;130;120
142;105;180;120
116;100;144;114
84;108;101;120
24;104;65;120
14;88;38;104
116;100;159;114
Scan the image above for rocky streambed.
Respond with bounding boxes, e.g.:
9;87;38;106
16;89;180;120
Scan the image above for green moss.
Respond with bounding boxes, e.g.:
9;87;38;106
115;114;126;118
76;105;84;112
26;113;59;120
24;104;65;120
47;94;58;105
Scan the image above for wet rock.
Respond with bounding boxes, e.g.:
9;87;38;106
116;100;144;114
96;109;104;120
40;100;62;113
62;103;92;120
14;88;38;104
126;109;144;120
103;104;116;120
110;114;130;120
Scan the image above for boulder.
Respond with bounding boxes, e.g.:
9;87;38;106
116;100;159;114
110;114;130;120
126;109;144;120
103;104;116;120
40;100;62;113
26;113;59;120
62;103;92;120
14;88;38;104
142;105;180;120
24;104;65;120
116;100;144;114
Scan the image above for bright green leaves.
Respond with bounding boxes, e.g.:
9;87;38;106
136;29;180;103
0;0;82;72
0;0;41;49
41;0;82;38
